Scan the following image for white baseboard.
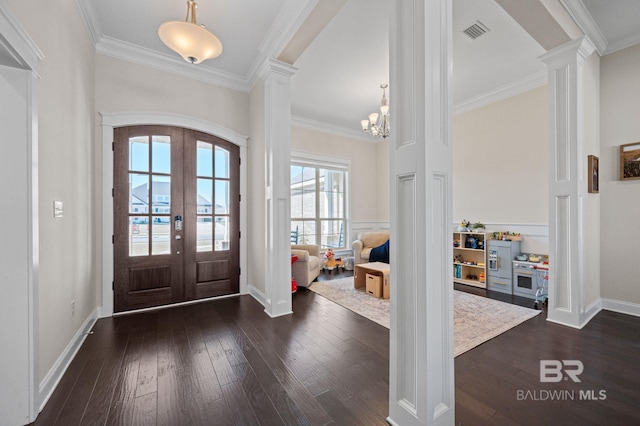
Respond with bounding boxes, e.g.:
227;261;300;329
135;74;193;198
602;298;640;318
38;307;100;411
386;416;400;426
248;284;266;307
580;298;603;327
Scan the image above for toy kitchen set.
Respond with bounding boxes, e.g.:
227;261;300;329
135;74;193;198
454;230;549;309
488;238;549;309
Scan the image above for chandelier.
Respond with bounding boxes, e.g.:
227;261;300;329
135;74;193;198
158;0;223;64
360;84;390;139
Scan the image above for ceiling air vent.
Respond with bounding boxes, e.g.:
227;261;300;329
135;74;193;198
462;21;490;40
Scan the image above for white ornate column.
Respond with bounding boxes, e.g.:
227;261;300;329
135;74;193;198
260;58;297;318
388;1;454;425
540;37;596;328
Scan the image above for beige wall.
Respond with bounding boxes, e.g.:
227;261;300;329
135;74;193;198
247;80;266;294
95;55;250;136
453;86;549;252
5;0;96;381
376;139;391;222
582;51;601;308
600;44;640;304
291;127;389;231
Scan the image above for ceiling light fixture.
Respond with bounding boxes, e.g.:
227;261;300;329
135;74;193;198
361;84;390;139
158;0;223;64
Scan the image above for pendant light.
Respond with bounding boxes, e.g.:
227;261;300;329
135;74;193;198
361;84;390;139
158;0;223;64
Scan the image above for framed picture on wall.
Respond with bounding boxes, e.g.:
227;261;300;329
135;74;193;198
620;142;640;180
588;155;599;193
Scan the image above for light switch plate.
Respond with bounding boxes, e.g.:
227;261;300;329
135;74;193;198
54;201;63;218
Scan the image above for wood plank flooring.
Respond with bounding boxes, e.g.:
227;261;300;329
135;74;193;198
31;285;640;425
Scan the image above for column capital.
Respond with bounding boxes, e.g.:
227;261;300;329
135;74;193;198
258;58;298;80
538;36;597;65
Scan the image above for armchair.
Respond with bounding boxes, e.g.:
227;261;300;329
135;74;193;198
291;244;321;287
352;231;390;265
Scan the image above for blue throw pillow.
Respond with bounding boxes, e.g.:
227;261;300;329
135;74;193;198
369;240;389;263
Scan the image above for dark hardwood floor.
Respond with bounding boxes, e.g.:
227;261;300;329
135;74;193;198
32;281;640;425
454;282;540;309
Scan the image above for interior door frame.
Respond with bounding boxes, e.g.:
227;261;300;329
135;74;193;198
0;2;43;422
100;112;248;317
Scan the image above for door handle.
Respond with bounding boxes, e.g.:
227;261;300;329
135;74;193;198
175;215;182;231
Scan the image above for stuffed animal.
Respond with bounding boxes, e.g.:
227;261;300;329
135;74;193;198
324;248;334;260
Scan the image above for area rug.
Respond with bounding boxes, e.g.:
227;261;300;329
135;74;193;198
308;277;541;357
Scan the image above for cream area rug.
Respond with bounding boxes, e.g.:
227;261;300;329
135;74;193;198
308;277;541;357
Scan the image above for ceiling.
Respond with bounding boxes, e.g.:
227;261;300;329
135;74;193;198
80;0;640;139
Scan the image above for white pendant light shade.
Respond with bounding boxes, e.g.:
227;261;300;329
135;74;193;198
158;0;223;65
361;119;369;131
158;21;223;64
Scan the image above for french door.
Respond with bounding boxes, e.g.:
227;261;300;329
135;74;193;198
114;125;239;312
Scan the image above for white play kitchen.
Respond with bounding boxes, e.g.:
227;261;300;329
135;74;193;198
453;230;549;309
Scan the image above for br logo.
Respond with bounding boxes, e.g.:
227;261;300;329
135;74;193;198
540;360;584;383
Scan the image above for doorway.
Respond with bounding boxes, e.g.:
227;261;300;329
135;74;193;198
113;125;240;312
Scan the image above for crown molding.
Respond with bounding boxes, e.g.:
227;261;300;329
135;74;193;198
74;0;316;92
258;57;297;80
292;115;379;143
247;0;318;88
604;34;640;56
96;36;251;93
453;70;547;116
258;0;318;58
75;0;102;45
558;0;607;56
539;36;597;64
0;0;44;72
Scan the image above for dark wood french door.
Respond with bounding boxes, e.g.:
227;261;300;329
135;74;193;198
114;125;239;312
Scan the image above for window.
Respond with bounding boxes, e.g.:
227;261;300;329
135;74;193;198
291;154;349;250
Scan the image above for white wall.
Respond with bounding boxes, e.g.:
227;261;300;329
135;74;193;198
453;86;549;253
582;51;600;309
95;55;250;136
5;0;97;383
600;43;640;305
